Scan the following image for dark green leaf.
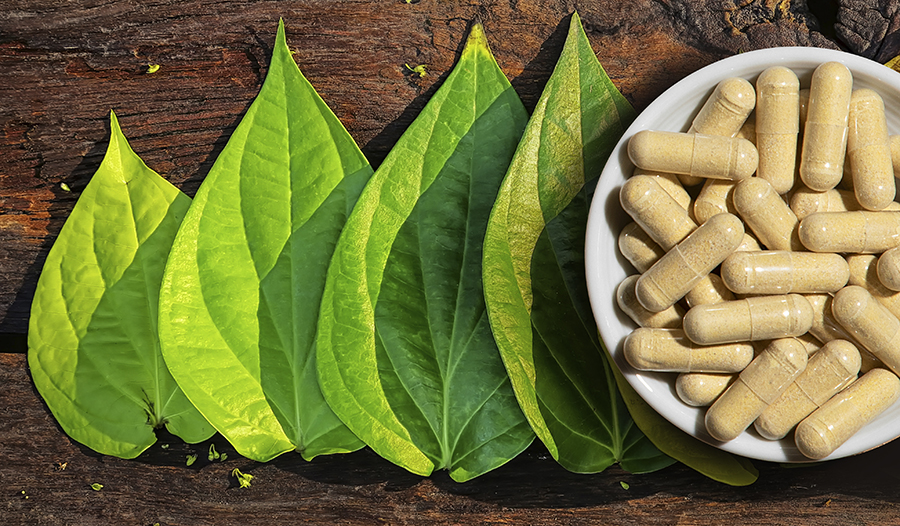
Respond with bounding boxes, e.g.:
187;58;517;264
482;12;672;473
317;22;534;482
158;20;368;462
28;111;213;458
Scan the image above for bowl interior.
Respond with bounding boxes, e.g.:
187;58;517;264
585;47;900;463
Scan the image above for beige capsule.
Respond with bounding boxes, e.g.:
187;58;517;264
754;339;861;440
720;250;849;294
848;89;896;211
689;77;757;137
683;294;813;345
632;167;692;211
694;179;738;224
636;213;744;312
617;275;684;328
798;211;900;253
705;338;808;442
877;247;900;292
680;77;758;187
676;372;735;407
623;328;754;373
735;232;762;252
795;368;900;460
755;67;800;194
800;62;853;192
805;290;884;374
790;186;862;220
832;285;900;375
618;222;665;273
846;253;900;320
736;117;756;144
733;177;803;251
685;272;735;308
620;175;698;251
628;130;758;182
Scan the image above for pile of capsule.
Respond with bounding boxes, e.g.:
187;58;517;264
616;61;900;460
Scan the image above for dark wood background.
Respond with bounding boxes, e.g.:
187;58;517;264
4;1;900;524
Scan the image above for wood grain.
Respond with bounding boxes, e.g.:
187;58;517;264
4;353;900;525
5;1;900;524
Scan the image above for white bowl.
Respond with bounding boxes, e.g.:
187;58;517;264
585;47;900;463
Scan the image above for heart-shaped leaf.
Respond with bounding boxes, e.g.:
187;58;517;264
158;20;369;462
28;111;214;458
316;22;534;482
482;12;673;474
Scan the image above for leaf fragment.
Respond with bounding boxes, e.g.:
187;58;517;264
317;21;533;482
90;483;103;491
482;12;670;474
232;468;254;488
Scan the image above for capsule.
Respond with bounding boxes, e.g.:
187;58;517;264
755;67;800;194
798;211;900;253
790;186;862;220
628;130;758;182
735;232;762;252
733;177;803;251
754;339;861;440
800;62;853;191
636;213;744;312
736;117;756;144
680;77;757;186
685;272;735;308
617;275;684;328
705;338;808;442
618;222;665;273
689;77;757;137
693;179;738;224
832;285;900;375
676;372;735;407
623;328;754;373
620;176;698;250
846;254;900;322
632;167;692;211
720;250;849;294
877;247;900;292
683;294;813;345
848;89;895;210
795;368;900;459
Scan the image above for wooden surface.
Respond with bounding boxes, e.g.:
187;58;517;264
4;1;900;524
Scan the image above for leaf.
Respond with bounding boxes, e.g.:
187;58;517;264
482;12;672;474
609;351;759;486
28;111;213;459
316;22;534;482
157;19;369;462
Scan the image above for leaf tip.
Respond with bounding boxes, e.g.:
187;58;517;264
462;20;490;57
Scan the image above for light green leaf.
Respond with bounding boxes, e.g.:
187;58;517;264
317;22;534;482
28;111;213;459
609;352;759;486
482;12;672;474
158;19;369;462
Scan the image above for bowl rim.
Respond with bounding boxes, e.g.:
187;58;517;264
585;45;900;463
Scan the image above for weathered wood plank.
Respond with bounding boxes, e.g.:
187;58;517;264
0;0;839;334
4;352;900;525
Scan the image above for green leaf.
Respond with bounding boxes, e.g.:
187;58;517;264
482;12;672;474
317;22;534;482
158;19;369;462
28;111;213;459
609;351;759;486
